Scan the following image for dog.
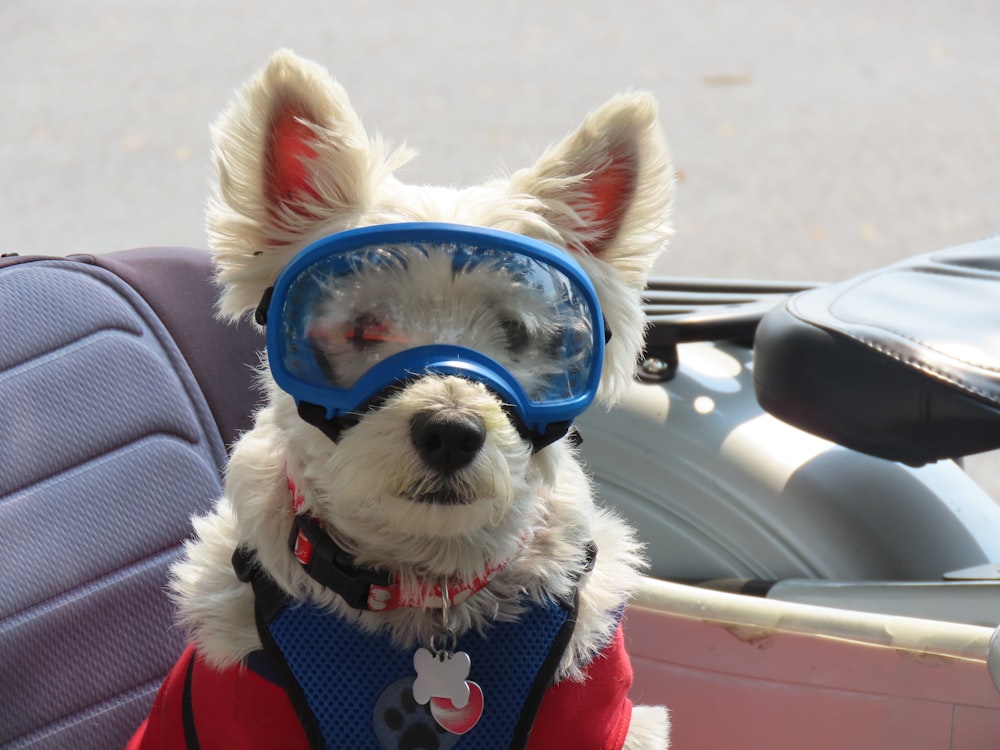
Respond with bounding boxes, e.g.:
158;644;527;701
130;50;674;750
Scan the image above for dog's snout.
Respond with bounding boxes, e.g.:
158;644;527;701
410;411;486;474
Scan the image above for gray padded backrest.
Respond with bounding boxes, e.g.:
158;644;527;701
0;252;260;749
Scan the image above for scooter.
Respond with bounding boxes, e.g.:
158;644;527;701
2;235;998;749
576;232;1000;748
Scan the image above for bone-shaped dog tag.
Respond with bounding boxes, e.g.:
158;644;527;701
412;648;471;708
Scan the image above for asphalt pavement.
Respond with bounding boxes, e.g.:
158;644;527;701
2;0;999;493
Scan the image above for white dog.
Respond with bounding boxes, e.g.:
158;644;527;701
131;50;674;750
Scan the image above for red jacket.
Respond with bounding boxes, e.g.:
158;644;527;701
129;625;633;750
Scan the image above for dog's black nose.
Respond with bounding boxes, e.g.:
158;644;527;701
410;411;486;474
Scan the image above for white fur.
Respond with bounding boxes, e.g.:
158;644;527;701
176;49;675;747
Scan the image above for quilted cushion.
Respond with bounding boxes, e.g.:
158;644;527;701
0;251;260;749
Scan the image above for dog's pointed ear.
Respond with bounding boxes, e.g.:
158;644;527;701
208;50;411;320
510;93;676;403
508;92;674;285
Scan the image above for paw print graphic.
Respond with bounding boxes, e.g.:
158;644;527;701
373;677;459;750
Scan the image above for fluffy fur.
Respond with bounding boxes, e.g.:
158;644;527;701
174;49;674;748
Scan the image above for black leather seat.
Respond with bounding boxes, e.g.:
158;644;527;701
754;235;1000;466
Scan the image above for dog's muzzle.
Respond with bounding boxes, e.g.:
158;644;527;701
255;223;610;451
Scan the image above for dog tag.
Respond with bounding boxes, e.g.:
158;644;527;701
412;648;471;708
410;583;483;734
430;681;484;735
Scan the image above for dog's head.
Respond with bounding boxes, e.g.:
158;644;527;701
209;51;674;583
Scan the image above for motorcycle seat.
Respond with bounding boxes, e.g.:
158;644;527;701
753;234;1000;465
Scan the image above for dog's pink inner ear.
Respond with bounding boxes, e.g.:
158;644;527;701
266;109;322;212
577;150;637;255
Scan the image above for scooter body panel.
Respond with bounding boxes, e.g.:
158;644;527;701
578;341;1000;583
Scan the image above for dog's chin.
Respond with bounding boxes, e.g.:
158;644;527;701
404;489;472;506
378;491;512;540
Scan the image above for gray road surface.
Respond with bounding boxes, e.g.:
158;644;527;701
2;0;999;494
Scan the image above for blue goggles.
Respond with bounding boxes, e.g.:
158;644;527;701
257;223;606;443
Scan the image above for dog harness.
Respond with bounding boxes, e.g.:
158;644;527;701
129;550;634;750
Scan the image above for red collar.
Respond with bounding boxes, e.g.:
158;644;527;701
287;475;515;612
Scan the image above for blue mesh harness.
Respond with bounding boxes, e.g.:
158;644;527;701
232;548;585;750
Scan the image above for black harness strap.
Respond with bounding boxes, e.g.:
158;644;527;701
509;541;596;748
180;649;202;750
232;547;326;750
